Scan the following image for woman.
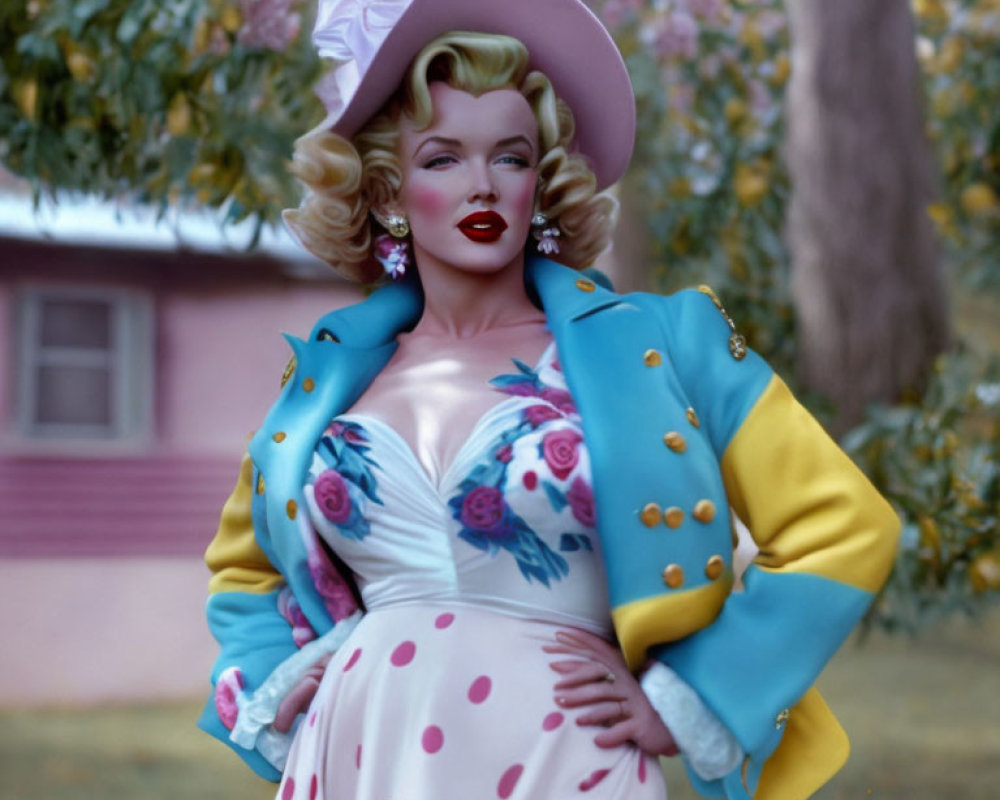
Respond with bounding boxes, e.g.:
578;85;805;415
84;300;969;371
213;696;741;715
199;2;900;799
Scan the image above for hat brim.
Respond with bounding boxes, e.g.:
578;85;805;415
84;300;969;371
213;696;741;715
328;0;635;190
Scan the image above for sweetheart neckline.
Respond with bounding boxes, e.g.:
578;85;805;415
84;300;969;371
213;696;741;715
337;396;536;495
334;340;559;493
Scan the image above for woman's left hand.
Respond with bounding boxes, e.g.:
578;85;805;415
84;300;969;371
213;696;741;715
543;629;679;757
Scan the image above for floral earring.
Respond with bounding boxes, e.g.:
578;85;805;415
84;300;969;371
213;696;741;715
374;212;411;280
532;212;561;256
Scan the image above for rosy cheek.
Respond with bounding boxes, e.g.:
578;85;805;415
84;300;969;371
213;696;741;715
513;177;535;216
406;184;449;218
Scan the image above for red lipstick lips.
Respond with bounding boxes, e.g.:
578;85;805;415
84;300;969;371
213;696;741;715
458;210;508;243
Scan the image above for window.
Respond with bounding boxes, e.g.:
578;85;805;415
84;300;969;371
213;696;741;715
15;287;153;441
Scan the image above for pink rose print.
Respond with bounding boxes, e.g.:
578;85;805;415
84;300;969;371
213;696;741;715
309;552;359;622
540;387;576;414
278;587;317;648
566;477;596;528
495;444;513;463
314;469;352;524
214;666;245;731
524;404;562;428
459;486;515;542
542;429;583;480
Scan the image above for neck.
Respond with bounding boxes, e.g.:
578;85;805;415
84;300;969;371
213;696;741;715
411;249;543;338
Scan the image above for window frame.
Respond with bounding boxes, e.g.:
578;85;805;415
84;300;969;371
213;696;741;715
11;285;154;446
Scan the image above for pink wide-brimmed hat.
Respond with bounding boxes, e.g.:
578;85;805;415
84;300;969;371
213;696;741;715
312;0;636;190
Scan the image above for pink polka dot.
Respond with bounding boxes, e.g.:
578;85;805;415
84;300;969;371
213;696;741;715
467;675;492;704
391;641;416;666
542;711;564;731
497;764;524;798
310;773;318;800
579;769;610;792
355;744;362;769
309;711;317;727
421;725;444;754
343;648;361;672
523;471;538;490
638;756;647;783
281;777;295;800
434;612;455;629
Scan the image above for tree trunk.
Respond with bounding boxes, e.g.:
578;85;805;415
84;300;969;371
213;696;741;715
785;0;950;433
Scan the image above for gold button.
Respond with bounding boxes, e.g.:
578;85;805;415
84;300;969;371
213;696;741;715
303;377;316;393
686;407;700;428
732;527;740;548
663;431;687;453
640;503;662;528
705;555;725;580
256;474;265;496
643;349;662;367
286;499;298;520
664;507;684;529
575;278;596;293
273;432;287;443
662;564;685;589
693;499;716;523
775;708;790;728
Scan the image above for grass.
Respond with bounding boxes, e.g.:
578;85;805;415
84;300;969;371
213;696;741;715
1;611;997;800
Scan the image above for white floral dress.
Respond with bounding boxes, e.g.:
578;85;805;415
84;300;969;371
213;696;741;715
276;340;667;800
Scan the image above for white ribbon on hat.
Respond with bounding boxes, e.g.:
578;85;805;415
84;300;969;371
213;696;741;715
312;0;411;116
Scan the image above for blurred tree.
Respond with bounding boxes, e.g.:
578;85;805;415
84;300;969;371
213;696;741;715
0;0;324;243
785;0;951;433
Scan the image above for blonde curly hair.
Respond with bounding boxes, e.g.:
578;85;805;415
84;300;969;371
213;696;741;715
284;31;618;283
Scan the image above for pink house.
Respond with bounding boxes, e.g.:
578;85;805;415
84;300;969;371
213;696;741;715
0;221;361;705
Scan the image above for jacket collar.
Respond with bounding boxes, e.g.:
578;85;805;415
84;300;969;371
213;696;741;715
315;255;622;349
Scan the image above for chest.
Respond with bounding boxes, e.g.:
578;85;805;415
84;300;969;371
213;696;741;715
345;326;553;486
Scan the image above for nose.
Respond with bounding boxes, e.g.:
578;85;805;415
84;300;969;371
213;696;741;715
467;158;498;204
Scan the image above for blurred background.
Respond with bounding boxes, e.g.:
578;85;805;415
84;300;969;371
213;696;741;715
0;0;997;798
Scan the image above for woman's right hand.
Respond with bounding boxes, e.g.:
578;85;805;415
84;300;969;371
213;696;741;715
273;654;332;732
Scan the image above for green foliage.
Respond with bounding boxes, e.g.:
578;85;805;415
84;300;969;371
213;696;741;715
915;0;1000;291
843;351;1000;631
0;0;325;239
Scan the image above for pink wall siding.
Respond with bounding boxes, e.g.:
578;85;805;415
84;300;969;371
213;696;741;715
157;285;360;455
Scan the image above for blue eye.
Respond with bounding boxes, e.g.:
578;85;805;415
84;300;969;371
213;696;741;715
423;155;456;169
497;155;531;167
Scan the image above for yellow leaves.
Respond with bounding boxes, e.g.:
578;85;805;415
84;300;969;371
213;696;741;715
734;162;770;207
724;98;748;126
63;42;98;83
167;92;192;136
935;37;965;74
738;21;765;62
926;202;960;240
960;183;999;216
769;54;791;88
969;552;1000;593
12;79;38;121
912;0;949;23
666;177;692;199
917;516;941;563
220;5;243;34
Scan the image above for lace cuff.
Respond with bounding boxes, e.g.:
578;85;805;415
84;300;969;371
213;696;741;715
640;661;744;780
229;610;363;771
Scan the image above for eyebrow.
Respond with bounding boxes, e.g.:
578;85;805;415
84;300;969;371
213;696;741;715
412;134;537;160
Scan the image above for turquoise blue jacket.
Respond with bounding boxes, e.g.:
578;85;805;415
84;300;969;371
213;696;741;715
200;256;900;799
